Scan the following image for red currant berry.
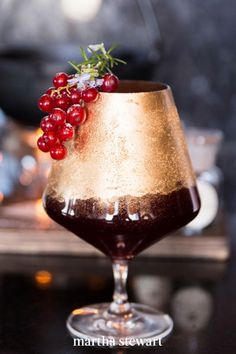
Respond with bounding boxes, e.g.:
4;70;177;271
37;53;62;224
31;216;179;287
40;116;55;133
38;94;54;113
54;96;70;111
53;72;68;89
61;89;70;97
69;87;79;93
50;143;67;160
67;104;87;126
70;89;81;104
50;108;67;127
42;131;57;148
81;88;98;103
101;74;119;92
58;123;74;141
37;136;50;152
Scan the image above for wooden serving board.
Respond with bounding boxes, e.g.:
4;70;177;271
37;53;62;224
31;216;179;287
0;200;229;261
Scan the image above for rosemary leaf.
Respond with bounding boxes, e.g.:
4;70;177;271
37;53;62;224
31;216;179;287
80;47;88;61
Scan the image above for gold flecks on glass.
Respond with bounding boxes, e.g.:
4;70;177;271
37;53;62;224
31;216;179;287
45;81;196;201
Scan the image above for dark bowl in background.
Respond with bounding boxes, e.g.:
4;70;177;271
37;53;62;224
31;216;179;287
0;43;158;127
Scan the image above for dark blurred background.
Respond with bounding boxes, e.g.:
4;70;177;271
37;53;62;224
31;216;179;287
0;3;235;353
0;0;235;209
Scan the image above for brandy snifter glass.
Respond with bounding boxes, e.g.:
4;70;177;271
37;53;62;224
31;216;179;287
43;81;200;345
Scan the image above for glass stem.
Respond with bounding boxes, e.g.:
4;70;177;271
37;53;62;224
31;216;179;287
109;260;131;315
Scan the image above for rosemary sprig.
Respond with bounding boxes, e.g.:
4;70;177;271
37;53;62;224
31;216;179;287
68;43;126;79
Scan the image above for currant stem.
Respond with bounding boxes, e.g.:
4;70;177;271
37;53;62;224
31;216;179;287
109;260;131;315
51;84;73;97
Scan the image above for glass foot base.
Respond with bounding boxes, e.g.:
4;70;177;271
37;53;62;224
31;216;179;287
67;303;173;346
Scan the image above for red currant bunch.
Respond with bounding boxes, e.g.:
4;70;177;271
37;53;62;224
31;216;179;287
37;43;123;160
37;73;89;160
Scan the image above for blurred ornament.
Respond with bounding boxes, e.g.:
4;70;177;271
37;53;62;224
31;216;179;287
133;275;172;310
186;127;223;174
171;286;213;333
